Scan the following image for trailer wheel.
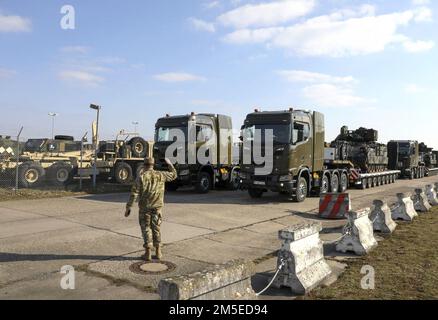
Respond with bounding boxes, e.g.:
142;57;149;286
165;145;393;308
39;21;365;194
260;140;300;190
195;172;211;194
48;163;74;186
128;137;148;158
330;174;339;193
248;188;264;199
18;162;45;188
227;170;240;191
135;163;146;178
114;162;133;185
377;176;382;186
339;173;348;193
360;179;367;190
372;177;377;188
293;177;307;202
320;175;330;194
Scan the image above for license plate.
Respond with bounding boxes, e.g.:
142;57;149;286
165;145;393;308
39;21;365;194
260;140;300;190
254;181;266;186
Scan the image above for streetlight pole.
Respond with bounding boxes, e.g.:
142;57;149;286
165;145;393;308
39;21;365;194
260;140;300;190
48;112;58;139
90;104;101;190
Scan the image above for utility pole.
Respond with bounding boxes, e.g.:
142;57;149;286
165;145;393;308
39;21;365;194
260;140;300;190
89;104;101;190
132;121;139;134
48;112;59;139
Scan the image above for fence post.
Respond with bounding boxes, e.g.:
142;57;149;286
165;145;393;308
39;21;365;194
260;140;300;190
15;127;23;194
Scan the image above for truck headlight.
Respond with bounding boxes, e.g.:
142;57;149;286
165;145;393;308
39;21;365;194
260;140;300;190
179;169;190;176
279;175;292;182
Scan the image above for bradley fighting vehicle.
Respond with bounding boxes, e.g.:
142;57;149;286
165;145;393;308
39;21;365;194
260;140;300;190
329;126;388;173
239;109;400;202
153;113;240;193
387;140;427;179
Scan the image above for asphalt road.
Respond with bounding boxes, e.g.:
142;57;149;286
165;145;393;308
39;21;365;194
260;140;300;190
1;175;437;300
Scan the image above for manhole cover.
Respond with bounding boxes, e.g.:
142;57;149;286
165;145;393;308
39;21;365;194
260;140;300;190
129;261;176;275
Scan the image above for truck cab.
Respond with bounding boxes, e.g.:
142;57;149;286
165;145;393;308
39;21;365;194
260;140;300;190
153;113;239;193
239;109;326;201
388;140;425;179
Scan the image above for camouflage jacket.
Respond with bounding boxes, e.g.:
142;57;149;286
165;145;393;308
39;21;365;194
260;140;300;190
126;164;177;211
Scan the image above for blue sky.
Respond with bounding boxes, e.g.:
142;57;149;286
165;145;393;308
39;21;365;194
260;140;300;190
0;0;437;148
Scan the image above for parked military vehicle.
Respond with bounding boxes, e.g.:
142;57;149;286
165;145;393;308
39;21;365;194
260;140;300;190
388;140;426;179
239;109;400;202
419;142;437;171
0;131;153;188
153;113;240;193
330;126;388;173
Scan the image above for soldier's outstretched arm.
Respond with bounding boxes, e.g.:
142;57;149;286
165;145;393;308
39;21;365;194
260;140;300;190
162;158;178;182
125;176;142;216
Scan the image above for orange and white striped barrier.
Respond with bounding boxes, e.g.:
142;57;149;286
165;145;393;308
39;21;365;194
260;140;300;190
318;193;351;219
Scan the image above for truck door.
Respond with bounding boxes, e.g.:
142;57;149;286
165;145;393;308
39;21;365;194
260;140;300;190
291;120;312;171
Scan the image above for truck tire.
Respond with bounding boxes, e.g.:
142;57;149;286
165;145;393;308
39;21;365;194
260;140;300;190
195;172;211;194
129;137;148;158
18;162;45;188
135;163;145;178
339;173;348;193
114;162;133;185
248;188;264;199
47;162;74;186
320;175;329;194
367;177;372;188
292;177;307;203
330;174;339;193
227;170;240;190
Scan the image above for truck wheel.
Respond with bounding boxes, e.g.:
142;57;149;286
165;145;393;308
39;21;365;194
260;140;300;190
360;179;367;190
248;188;264;199
114;162;133;185
135;163;145;178
48;163;74;186
367;177;373;188
18;162;45;188
330;174;339;193
129;137;148;158
339;173;348;193
372;177;377;187
293;177;307;203
320;175;329;194
195;172;211;194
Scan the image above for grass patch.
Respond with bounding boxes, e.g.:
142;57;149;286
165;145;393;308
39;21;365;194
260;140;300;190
307;208;438;300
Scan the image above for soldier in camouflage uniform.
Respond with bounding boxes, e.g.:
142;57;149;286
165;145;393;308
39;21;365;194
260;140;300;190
125;157;177;261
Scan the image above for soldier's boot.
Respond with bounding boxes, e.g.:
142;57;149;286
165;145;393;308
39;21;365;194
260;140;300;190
144;248;152;261
155;246;162;260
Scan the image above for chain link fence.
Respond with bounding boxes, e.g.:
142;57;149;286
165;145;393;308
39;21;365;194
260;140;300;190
0;129;24;193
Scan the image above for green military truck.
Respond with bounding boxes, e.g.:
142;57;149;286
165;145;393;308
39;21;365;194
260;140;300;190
388;140;427;179
153;113;240;193
239;109;400;202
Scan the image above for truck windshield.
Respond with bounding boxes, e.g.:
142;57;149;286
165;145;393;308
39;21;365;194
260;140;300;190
155;127;187;142
24;139;46;152
399;143;411;156
243;124;290;144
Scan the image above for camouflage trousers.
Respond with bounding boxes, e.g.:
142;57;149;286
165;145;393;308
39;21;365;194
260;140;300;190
139;208;162;248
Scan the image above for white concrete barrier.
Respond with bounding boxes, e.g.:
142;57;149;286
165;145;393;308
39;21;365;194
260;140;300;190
272;222;332;295
370;200;397;234
336;208;378;256
412;188;431;213
391;193;417;221
425;185;438;206
158;259;255;300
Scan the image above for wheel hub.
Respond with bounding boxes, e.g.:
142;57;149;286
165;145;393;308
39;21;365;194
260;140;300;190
25;169;38;183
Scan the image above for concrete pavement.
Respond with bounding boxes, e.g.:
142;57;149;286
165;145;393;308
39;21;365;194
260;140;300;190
1;175;437;299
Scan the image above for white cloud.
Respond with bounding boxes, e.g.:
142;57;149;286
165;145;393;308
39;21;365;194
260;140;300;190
188;18;216;33
279;70;370;108
403;39;435;52
0;12;31;32
302;84;368;108
223;6;435;57
412;0;430;6
277;70;355;84
413;6;432;22
405;83;426;94
0;68;17;78
153;72;207;83
59;70;105;86
218;0;315;28
204;1;220;9
60;46;90;54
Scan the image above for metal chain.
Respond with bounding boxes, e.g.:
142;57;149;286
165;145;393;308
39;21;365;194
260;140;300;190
255;258;286;297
